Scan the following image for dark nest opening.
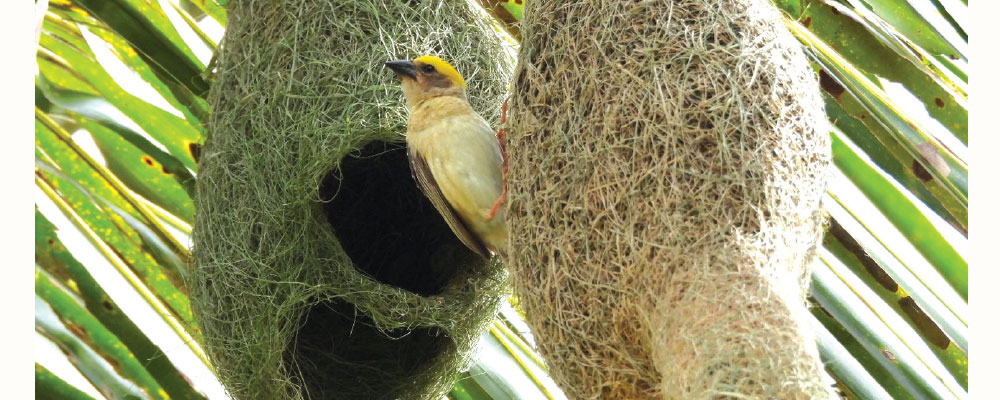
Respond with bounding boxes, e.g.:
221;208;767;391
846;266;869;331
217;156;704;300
285;299;452;400
319;140;481;296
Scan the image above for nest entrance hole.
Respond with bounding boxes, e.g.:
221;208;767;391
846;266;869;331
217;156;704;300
285;299;451;399
320;140;479;296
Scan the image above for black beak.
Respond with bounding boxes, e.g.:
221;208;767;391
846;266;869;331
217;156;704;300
384;59;417;80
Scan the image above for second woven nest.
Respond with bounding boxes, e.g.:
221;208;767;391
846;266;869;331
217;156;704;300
505;0;834;398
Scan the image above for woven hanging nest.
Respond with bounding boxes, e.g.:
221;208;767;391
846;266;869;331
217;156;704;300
505;0;834;398
189;1;513;399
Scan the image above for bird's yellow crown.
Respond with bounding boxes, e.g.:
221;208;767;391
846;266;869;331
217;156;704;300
415;55;466;89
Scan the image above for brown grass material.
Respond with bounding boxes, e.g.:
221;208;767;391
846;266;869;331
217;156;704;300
190;0;513;399
504;0;834;398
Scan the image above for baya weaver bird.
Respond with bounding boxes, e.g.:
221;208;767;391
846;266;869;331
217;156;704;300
384;55;508;258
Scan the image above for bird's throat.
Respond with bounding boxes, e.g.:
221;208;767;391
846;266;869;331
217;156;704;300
406;95;474;132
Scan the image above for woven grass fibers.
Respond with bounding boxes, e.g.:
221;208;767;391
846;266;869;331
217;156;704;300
505;0;834;398
190;1;513;399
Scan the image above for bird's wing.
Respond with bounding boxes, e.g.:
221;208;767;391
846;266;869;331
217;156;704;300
408;147;491;258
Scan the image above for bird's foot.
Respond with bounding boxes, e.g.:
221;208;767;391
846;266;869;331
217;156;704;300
490;99;509;223
486;190;507;221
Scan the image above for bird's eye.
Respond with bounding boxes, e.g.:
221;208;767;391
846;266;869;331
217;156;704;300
421;64;436;74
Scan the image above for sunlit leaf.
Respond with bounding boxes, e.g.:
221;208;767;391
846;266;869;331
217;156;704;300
36;363;98;400
811;299;913;399
38;79;198;203
776;0;967;144
182;0;227;26
812;260;958;399
790;22;967;208
38;20;203;170
830;130;967;300
824;221;967;388
812;316;894;400
824;92;966;235
36;270;168;400
54;0;210;95
36;211;206;400
476;1;521;40
36;118;193;329
851;0;965;59
82;118;195;222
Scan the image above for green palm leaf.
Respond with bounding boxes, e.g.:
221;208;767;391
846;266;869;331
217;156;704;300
37;210;205;399
37;269;168;400
36;363;99;400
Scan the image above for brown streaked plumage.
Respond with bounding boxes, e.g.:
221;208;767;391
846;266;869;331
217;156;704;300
385;56;507;258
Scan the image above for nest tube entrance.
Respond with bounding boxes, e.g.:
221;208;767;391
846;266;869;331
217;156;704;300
285;298;452;399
